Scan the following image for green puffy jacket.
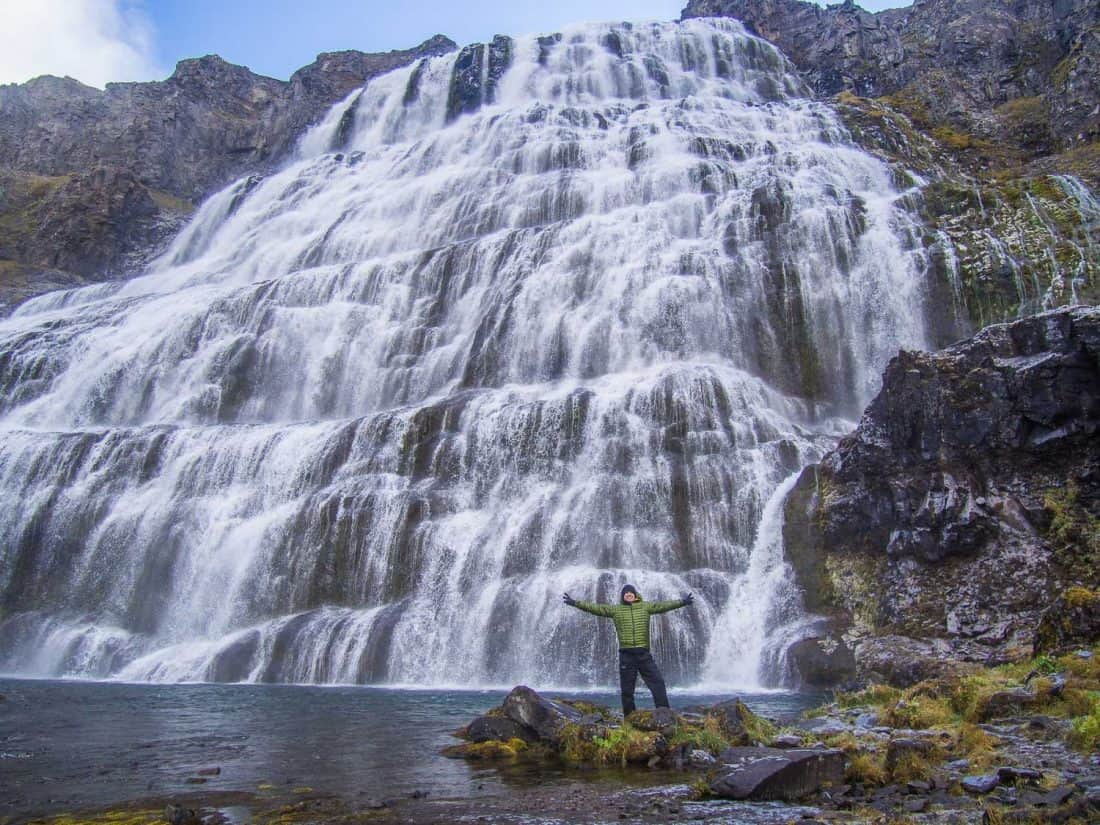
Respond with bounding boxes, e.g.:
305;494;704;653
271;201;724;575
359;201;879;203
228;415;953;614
572;596;687;649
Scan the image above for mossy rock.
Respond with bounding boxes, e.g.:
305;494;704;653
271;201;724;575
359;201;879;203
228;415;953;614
1035;586;1100;655
441;737;529;760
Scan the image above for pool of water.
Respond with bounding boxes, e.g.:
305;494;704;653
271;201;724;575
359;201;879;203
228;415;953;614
0;678;825;818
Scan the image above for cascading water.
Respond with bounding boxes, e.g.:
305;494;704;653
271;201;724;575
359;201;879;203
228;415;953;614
0;18;928;689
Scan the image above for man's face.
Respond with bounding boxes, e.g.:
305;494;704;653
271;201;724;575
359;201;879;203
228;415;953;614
624;592;637;603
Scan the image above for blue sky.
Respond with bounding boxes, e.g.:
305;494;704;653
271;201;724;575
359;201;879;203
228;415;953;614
0;0;913;88
146;0;913;79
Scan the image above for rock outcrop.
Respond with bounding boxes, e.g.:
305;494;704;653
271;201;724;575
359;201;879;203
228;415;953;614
0;36;456;310
681;0;1100;151
782;306;1100;685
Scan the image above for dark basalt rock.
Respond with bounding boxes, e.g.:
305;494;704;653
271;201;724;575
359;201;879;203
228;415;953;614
445;36;513;123
787;635;857;688
783;307;1100;684
463;714;536;744
708;747;844;801
961;773;1000;794
501;685;584;744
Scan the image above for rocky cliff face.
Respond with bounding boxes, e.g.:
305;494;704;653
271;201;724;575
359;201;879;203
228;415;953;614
783;306;1100;686
0;35;456;310
681;0;1099;152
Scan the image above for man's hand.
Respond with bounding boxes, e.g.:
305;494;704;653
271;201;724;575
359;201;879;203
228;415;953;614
682;592;695;607
563;592;577;607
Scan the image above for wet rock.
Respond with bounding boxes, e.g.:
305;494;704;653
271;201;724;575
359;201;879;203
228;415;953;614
709;747;844;801
772;734;804;748
165;805;201;825
793;716;849;737
195;766;221;777
787;636;858;688
854;712;879;730
463;714;535;744
502;686;584;744
997;766;1042;785
962;774;1000;794
688;749;717;767
1039;786;1076;806
989;787;1019;805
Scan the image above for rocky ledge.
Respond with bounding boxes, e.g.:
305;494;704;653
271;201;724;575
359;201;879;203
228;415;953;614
782;306;1100;688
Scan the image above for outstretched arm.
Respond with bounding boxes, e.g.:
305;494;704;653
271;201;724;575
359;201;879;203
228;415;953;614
563;593;615;617
647;593;694;614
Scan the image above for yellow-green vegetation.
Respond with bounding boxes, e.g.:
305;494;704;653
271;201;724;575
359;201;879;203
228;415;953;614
442;737;529;759
890;750;935;784
741;708;778;745
882;695;954;729
1044;484;1100;581
845;751;887;786
1070;692;1100;751
667;718;730;754
838;684;903;709
25;811;165;825
834;646;1100;757
821;554;885;631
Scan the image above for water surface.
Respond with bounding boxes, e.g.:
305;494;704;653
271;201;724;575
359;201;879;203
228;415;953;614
0;678;824;818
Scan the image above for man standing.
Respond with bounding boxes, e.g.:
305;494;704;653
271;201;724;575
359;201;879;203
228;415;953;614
563;584;694;715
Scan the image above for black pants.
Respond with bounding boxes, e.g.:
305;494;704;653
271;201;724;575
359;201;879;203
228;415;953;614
619;648;669;715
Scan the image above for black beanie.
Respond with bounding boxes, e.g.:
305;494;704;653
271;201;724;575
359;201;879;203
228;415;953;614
620;584;640;603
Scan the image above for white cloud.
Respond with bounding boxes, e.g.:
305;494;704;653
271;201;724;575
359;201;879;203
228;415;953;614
0;0;164;88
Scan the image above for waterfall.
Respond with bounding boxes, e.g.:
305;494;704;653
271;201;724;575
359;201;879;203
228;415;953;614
0;18;928;688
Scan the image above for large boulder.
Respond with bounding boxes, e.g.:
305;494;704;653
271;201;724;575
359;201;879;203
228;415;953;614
463;714;536;744
708;747;845;801
501;686;585;744
786;635;858;688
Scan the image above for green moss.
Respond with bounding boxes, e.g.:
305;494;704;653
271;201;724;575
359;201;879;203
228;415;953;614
441;737;529;759
668;724;728;754
28;811;165;825
1070;692;1100;752
837;684;904;709
1044;484;1100;582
